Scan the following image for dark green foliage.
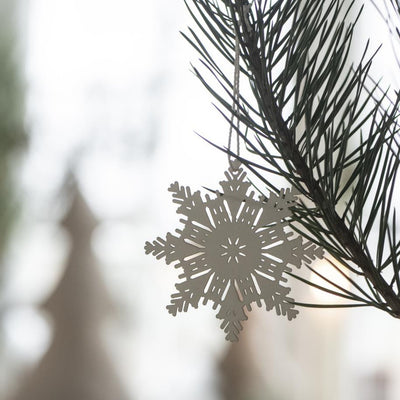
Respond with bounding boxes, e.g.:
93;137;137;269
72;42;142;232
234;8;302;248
184;0;400;315
0;0;26;259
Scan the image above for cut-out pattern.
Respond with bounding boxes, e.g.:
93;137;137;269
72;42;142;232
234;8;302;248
145;164;323;341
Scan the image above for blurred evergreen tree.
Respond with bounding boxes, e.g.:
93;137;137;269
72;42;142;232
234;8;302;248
11;179;129;400
0;0;26;383
0;0;26;266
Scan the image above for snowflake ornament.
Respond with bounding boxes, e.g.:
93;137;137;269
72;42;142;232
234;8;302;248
145;163;323;341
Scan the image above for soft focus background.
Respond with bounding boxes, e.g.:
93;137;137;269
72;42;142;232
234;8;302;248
1;1;400;399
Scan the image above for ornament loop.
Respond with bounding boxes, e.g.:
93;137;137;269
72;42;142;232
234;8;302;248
228;10;241;171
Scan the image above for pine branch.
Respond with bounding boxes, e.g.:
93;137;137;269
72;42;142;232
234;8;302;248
184;0;400;316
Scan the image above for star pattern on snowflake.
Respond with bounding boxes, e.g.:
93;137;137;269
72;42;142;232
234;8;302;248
145;164;323;341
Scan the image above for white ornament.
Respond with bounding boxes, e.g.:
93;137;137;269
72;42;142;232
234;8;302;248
145;164;323;341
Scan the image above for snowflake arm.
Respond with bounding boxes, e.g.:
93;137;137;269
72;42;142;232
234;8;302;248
169;182;210;227
167;272;212;315
144;233;195;265
216;284;248;342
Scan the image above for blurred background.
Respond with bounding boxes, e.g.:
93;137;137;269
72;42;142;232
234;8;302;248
1;1;400;399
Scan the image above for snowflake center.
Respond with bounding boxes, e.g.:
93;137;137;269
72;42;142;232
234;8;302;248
220;237;247;264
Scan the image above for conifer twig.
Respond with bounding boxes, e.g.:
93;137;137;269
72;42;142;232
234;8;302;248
184;0;400;316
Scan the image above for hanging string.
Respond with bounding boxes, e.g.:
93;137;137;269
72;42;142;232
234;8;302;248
228;18;241;170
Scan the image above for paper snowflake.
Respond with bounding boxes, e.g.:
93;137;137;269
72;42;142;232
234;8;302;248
145;164;323;341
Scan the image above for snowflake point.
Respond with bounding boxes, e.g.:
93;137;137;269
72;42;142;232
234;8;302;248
168;181;179;192
226;332;240;342
167;301;179;315
144;241;153;254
